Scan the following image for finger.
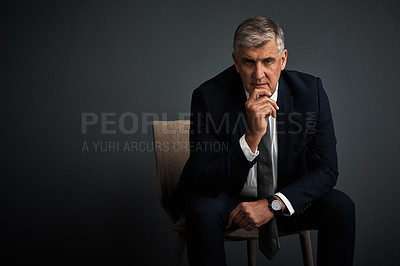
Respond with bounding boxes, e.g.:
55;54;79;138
245;223;254;231
250;89;271;100
271;107;277;118
234;212;247;226
226;208;240;228
269;99;279;111
226;212;234;228
254;101;276;112
260;97;279;110
251;89;270;99
255;105;274;119
238;217;250;228
252;97;279;112
241;217;258;230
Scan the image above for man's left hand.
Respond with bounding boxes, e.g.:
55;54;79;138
226;199;273;231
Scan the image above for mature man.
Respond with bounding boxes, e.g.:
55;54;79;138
168;17;355;266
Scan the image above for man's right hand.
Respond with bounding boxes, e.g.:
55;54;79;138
245;88;279;152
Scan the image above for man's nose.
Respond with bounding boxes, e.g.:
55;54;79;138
253;64;264;80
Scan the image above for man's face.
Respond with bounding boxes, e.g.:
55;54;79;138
232;38;287;95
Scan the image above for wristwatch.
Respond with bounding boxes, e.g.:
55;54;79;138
266;195;282;214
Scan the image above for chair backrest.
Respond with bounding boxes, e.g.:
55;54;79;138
152;120;190;228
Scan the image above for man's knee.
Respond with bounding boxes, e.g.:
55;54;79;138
183;196;232;228
321;189;355;219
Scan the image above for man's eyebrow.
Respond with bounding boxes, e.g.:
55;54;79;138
241;56;276;62
262;57;276;61
241;56;255;61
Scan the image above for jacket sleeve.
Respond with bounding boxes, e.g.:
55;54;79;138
279;77;339;214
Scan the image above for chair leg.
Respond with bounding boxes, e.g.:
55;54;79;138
299;230;314;266
171;232;186;266
246;239;257;266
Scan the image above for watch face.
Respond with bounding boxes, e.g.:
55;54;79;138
271;200;282;211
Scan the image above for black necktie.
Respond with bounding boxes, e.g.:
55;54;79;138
257;122;280;260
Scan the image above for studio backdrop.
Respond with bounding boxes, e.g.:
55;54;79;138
2;0;400;265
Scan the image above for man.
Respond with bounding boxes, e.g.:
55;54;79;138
167;17;355;266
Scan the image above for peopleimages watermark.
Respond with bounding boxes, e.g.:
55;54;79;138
80;112;317;152
81;112;192;134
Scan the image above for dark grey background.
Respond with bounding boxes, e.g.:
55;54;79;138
2;0;399;265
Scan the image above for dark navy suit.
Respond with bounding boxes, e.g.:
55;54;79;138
167;65;355;266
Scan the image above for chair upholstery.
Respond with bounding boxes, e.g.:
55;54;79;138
153;120;314;266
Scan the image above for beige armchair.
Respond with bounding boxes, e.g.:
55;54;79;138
152;120;314;266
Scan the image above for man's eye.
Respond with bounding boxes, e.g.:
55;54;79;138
263;59;274;64
244;60;253;65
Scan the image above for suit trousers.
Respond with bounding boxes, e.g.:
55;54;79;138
183;189;355;266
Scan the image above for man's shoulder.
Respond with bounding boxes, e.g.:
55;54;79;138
195;65;240;95
280;69;322;97
281;69;319;86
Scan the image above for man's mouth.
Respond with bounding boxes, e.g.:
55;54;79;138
252;83;268;88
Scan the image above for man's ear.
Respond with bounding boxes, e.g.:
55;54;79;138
232;52;239;73
280;49;288;71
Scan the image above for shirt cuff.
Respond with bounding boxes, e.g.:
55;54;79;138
275;192;295;216
239;134;259;161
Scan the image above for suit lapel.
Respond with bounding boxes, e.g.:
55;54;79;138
277;73;293;186
231;72;248;138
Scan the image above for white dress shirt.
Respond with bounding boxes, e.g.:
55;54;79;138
238;83;295;216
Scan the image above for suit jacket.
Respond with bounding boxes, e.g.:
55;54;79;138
167;65;338;222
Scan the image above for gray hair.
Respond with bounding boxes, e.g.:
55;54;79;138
233;17;285;54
